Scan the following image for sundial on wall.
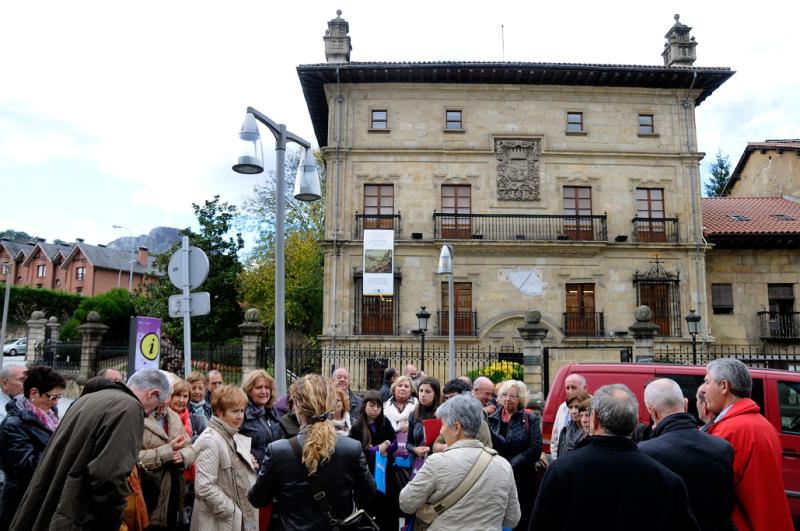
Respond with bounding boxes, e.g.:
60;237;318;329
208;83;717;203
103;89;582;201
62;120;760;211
508;268;544;296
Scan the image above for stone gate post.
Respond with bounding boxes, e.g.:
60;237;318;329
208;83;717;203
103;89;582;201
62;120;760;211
628;306;660;363
77;311;108;380
25;311;48;364
239;308;266;374
517;310;549;399
46;316;60;344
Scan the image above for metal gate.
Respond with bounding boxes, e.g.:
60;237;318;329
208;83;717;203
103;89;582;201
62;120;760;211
542;345;633;397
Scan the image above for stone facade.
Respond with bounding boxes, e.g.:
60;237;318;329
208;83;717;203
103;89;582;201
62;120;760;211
725;143;800;199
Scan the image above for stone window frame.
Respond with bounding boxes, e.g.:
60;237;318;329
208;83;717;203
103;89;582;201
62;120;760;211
565;111;587;135
638;113;658;137
444;108;465;133
368;109;390;133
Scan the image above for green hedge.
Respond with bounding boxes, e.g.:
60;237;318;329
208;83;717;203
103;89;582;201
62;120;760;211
0;283;82;323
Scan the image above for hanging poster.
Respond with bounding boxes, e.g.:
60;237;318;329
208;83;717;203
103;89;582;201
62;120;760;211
363;229;394;296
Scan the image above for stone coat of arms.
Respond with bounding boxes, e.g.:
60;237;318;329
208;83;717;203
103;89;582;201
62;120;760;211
495;139;541;201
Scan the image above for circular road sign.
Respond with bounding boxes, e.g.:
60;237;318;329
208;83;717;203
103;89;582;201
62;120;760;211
140;332;160;360
168;247;210;290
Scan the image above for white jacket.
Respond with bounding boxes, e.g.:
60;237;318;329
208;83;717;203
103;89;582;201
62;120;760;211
398;439;520;530
549;401;570;460
384;397;417;431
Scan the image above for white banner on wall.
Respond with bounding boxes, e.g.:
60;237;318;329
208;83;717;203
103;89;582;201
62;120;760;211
362;229;394;296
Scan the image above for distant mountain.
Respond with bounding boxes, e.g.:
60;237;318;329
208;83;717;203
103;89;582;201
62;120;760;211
107;226;183;255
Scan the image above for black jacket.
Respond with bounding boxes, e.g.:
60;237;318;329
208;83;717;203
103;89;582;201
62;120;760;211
248;434;375;531
0;400;53;530
529;435;698;531
638;413;734;531
239;401;279;465
487;409;542;472
379;382;392;404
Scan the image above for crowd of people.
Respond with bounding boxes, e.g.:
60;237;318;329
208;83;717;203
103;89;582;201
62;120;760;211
0;358;793;530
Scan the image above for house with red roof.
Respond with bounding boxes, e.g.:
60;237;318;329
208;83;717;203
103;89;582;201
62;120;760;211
703;196;800;343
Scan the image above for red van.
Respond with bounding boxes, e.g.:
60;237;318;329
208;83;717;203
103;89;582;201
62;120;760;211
542;363;800;526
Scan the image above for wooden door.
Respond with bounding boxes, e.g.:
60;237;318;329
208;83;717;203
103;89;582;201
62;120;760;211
639;283;671;335
364;185;394;229
441;282;473;335
565;283;596;335
636;188;666;242
563;186;593;240
441;185;471;239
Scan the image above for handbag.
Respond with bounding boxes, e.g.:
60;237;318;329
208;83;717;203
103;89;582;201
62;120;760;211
137;464;161;514
414;447;496;531
289;437;379;531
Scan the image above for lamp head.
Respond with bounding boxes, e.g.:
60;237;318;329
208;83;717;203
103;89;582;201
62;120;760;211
437;244;453;275
293;147;321;202
685;309;701;335
416;306;431;332
233;113;264;174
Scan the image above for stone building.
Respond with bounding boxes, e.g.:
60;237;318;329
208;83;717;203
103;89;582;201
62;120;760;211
722;140;800;198
297;12;733;375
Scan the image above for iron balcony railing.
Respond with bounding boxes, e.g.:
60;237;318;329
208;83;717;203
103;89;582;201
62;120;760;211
758;311;800;340
353;213;402;239
432;213;607;241
562;312;605;337
631;217;680;243
436;311;478;336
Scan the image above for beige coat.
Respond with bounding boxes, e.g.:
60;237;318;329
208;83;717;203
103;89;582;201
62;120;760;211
190;416;257;531
398;439;521;530
139;408;196;527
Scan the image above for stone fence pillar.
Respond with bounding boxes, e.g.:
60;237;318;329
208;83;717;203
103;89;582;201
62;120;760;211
517;310;549;399
46;316;60;344
628;306;660;363
239;308;266;374
77;311;108;380
26;311;48;364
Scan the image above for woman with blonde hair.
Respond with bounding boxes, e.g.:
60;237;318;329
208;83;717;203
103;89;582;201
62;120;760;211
383;375;417;434
487;380;542;531
248;374;375;530
332;387;351;436
191;386;256;531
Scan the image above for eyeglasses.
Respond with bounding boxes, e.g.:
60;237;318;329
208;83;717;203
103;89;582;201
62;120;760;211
501;393;519;399
44;392;63;401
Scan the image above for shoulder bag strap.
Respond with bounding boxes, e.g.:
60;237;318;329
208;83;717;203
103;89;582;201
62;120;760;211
431;447;496;514
288;437;336;520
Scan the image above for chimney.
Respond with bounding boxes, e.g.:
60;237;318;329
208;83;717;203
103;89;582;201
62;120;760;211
76;238;84;243
662;14;697;67
324;10;351;63
138;246;149;266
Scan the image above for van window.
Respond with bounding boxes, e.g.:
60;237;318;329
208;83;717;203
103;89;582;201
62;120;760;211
778;381;800;434
656;373;765;422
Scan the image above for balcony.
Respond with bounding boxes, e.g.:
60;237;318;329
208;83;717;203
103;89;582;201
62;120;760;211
631;217;680;243
563;312;605;337
432;213;607;241
353;213;402;240
758;311;800;341
436;311;478;336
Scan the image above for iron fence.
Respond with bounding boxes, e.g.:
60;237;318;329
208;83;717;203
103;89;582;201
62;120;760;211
96;342;129;380
654;344;800;371
33;340;81;376
543;345;634;397
562;312;605;337
758;311;800;340
190;343;243;384
436;311;478;336
353;213;402;240
432;213;608;242
631;217;680;243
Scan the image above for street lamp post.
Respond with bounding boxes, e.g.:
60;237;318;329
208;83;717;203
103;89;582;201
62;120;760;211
112;224;135;292
0;262;14;371
233;107;320;396
415;306;430;372
685;309;701;365
437;244;455;380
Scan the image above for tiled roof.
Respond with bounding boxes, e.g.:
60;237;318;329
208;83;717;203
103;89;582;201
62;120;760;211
297;61;734;147
0;240;35;260
723;140;800;194
702;197;800;235
62;242;158;275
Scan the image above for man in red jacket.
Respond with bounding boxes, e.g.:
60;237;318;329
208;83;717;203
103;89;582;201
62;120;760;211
701;358;792;531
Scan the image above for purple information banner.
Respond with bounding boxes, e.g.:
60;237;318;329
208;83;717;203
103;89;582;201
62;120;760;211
134;317;162;371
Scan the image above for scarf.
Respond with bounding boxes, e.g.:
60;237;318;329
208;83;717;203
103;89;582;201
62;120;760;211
14;395;59;432
177;408;196;482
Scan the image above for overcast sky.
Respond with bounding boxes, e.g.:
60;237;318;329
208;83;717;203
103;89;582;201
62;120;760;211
2;0;798;247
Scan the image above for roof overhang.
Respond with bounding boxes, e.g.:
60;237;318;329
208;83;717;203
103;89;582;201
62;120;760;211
297;61;735;147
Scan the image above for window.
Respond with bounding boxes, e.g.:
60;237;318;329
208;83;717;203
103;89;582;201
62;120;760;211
772;213;796;221
778;380;800;434
729;214;750;222
76;266;86;281
634;261;682;337
563;186;593;240
635;188;666;242
711;284;734;314
370;110;388;130
638;114;655;134
440;282;474;335
441;185;471;238
767;284;796;338
363;185;394;229
76;288;83;296
353;274;400;335
0;263;9;275
445;110;462;130
36;264;46;277
566;112;584;133
565;283;599;336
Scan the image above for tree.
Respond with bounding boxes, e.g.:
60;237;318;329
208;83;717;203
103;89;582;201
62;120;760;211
0;229;37;242
239;149;326;344
704;149;731;197
60;289;136;341
136;196;245;344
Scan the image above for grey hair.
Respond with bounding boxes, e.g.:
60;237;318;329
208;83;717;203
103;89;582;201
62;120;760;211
436;394;482;437
566;373;587;388
591;384;639;437
707;358;751;398
644;379;684;414
332;367;350;377
497;380;530;410
0;365;23;380
472;376;493;390
127;369;171;403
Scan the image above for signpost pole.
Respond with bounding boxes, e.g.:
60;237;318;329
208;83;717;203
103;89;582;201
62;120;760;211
181;236;192;378
0;262;14;371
